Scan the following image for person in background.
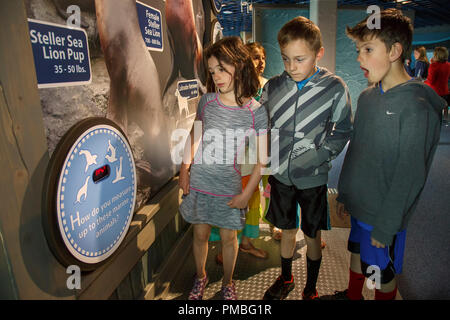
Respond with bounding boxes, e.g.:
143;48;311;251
404;58;414;76
413;46;429;80
246;42;284;242
246;42;269;98
425;46;450;124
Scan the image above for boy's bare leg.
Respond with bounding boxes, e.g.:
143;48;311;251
193;224;211;279
280;228;298;258
303;231;322;297
263;227;297;300
350;253;397;298
350;252;362;274
350;252;398;292
220;228;238;286
304;230;322;260
380;278;397;293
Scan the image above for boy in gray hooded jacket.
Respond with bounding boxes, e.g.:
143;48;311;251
261;16;353;300
327;8;445;300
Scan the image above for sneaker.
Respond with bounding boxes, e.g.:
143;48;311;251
302;289;320;300
188;274;209;300
321;289;364;300
221;281;237;300
263;275;295;300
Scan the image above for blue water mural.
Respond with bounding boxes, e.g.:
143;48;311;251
336;9;369;114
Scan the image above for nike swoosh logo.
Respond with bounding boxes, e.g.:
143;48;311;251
386;111;395;115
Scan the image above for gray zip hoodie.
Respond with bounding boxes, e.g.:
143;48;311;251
260;68;353;189
337;80;445;245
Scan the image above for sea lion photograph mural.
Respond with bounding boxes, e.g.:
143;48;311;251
26;0;208;208
95;0;175;202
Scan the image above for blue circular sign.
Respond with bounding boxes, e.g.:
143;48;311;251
54;122;136;265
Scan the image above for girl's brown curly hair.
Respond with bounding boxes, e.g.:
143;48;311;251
204;36;259;105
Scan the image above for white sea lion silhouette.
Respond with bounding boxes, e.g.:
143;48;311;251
75;176;90;203
79;149;98;172
112;156;125;183
105;139;117;163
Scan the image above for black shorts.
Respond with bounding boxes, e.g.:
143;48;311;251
265;176;330;238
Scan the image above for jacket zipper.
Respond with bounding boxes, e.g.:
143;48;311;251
287;82;300;186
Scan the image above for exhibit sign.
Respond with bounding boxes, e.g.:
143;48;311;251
43;118;136;270
28;19;91;88
136;1;163;51
177;80;199;100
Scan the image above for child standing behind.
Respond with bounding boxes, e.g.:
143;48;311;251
178;36;269;300
246;42;283;241
425;47;450;123
237;42;270;257
413;46;430;80
325;8;445;300
261;16;353;300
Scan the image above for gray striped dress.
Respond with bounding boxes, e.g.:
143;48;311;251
179;92;268;230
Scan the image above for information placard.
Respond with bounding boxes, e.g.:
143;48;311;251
136;1;163;52
177;80;199;100
57;124;135;264
28;19;91;88
42;118;136;270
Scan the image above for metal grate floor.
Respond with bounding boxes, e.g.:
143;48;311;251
163;224;401;300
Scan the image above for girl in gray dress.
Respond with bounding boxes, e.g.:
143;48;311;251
178;37;269;300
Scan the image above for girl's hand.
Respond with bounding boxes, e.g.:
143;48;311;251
179;167;190;195
227;193;249;209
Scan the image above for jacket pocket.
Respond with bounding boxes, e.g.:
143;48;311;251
289;147;329;176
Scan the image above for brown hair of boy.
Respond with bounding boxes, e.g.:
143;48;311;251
204;36;259;105
346;8;413;62
277;16;323;53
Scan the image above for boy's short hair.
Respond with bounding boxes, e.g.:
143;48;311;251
346;8;413;62
433;46;449;63
277;16;322;53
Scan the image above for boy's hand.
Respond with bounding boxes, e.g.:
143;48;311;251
227;193;249;209
336;200;349;220
371;237;385;248
178;167;190;196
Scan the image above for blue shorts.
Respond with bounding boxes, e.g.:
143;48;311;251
348;217;406;280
